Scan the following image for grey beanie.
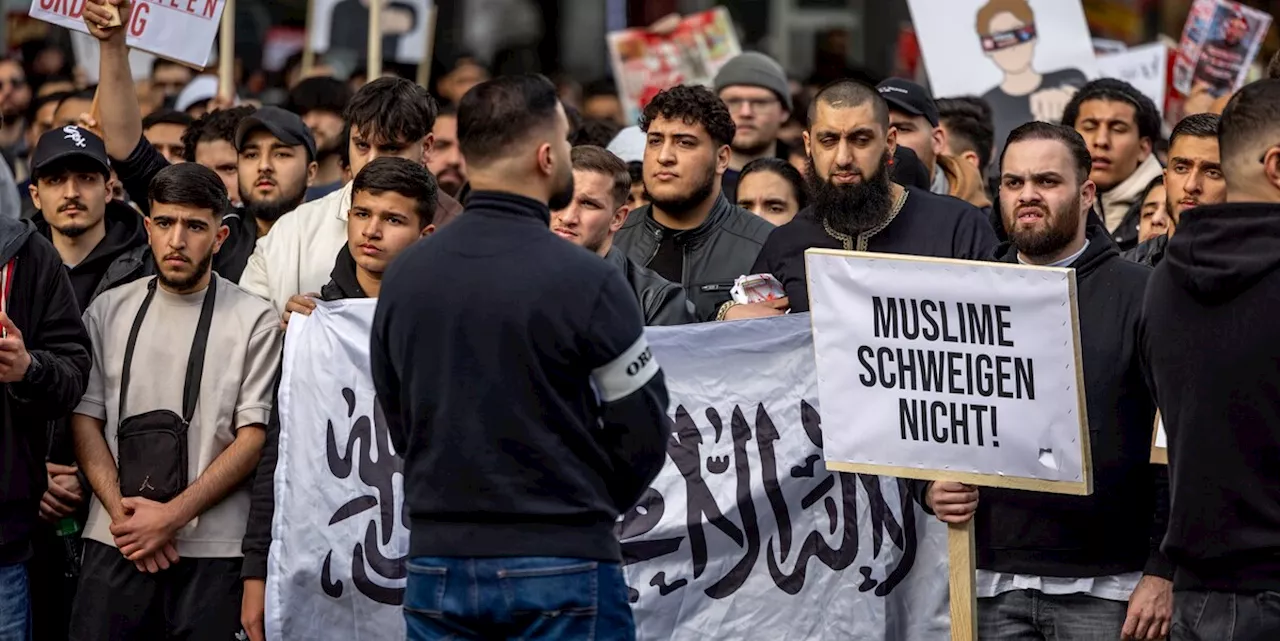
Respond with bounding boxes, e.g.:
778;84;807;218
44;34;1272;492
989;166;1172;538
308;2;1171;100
713;52;793;112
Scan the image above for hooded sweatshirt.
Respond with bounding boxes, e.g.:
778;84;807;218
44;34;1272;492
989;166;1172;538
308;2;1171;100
1142;202;1280;592
0;218;91;564
34;201;148;310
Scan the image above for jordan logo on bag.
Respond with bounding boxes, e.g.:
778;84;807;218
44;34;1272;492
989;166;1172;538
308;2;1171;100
139;475;156;493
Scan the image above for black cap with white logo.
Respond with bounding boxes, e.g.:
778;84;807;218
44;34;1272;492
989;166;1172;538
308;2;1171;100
876;78;940;128
30;125;112;177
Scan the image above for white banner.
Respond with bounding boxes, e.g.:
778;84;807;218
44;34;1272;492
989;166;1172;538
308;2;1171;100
268;306;950;639
309;0;434;64
30;0;225;68
1098;43;1170;116
807;251;1088;488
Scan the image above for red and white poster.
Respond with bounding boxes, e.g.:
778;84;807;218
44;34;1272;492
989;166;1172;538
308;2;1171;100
1166;0;1271;126
29;0;226;68
607;8;741;126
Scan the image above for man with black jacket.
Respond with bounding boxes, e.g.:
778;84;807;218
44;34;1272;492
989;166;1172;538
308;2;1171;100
0;216;92;640
240;157;438;641
612;84;775;321
926;122;1171;640
552;145;694;326
371;75;671;640
1142;79;1280;640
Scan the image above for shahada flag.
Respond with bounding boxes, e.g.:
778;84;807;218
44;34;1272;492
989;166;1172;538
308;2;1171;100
266;303;949;640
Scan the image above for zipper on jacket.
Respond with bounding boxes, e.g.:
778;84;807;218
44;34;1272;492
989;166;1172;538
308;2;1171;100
646;227;663;267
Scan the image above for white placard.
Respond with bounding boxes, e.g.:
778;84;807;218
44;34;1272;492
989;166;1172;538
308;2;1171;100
806;251;1090;492
309;0;434;64
907;0;1098;158
1098;43;1169;116
29;0;225;69
70;31;156;83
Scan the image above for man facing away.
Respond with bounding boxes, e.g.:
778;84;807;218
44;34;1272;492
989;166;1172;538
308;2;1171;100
552;145;694;326
1143;78;1280;640
371;75;671;640
69;163;282;640
927;122;1171;641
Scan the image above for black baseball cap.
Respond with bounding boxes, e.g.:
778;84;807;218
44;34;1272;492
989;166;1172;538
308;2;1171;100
877;78;940;128
30;125;111;178
234;106;317;160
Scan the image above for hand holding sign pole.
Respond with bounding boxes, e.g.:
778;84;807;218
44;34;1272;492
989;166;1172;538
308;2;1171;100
805;249;1093;641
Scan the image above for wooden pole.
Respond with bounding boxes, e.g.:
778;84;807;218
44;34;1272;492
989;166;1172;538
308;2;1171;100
948;521;978;641
415;5;438;89
301;0;317;78
218;0;236;101
366;0;382;84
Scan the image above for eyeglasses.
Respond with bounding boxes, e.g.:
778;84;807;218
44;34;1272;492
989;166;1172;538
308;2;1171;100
980;24;1037;52
723;97;780;112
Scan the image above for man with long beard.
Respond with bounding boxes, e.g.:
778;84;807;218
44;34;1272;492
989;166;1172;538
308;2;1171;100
925;121;1171;641
725;79;998;318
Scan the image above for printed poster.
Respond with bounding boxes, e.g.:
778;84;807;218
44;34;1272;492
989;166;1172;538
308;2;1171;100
309;0;434;64
1166;0;1271;126
30;0;226;68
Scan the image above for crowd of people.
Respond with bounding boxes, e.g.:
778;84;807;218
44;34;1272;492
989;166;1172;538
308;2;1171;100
0;0;1278;639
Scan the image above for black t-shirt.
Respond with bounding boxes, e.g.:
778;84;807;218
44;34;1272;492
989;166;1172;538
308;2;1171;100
647;225;684;283
752;187;1000;312
984;68;1089;171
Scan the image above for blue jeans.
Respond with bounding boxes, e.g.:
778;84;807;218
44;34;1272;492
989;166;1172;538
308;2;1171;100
1172;590;1280;641
404;557;635;641
0;563;29;641
978;589;1127;640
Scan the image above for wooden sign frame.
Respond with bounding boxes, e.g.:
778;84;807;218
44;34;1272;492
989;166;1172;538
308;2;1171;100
804;248;1096;641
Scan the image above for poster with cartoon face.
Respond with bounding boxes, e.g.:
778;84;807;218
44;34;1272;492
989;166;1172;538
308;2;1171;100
907;0;1099;160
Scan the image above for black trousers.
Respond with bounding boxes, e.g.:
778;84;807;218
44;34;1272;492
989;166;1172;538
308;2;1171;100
68;540;244;641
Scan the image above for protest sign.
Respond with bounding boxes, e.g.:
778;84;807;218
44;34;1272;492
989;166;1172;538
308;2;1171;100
29;0;225;68
308;0;434;64
607;8;741;125
268;305;951;640
70;31;155;83
1151;414;1167;465
1166;0;1271;126
906;0;1098;163
1098;42;1171;116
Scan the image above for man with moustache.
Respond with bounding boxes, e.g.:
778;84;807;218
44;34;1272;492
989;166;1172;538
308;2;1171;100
69;163;281;640
926;121;1172;641
232;107;319;238
1124;114;1225;268
726;79;998;319
372;75;671;638
426;103;468;199
612;85;775;320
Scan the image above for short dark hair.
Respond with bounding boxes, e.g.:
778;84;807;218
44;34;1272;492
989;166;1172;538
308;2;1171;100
808;79;889;131
351;157;439;229
627;161;643;186
1061;78;1161;143
573;117;623;148
148;163;230;220
584;79;618;100
436;102;457;118
458;74;562;166
143;108;194;132
1169;113;1220;150
1268;50;1280;80
344;77;437;146
182;105;255;162
739;157;809;211
1219;79;1280;167
1000;121;1093;185
151;58;188;76
937;96;995;171
286;76;354;119
640;85;736;148
55;89;96;113
570;145;630;210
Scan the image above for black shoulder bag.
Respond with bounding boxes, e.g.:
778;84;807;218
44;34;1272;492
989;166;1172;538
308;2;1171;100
116;277;217;503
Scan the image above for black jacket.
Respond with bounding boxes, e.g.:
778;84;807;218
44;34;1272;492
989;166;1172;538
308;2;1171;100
34;200;148;310
1142;203;1280;592
371;191;672;562
1121;233;1168;268
605;247;694;326
0;218;92;564
243;246;363;579
614;194;774;320
977;227;1169;578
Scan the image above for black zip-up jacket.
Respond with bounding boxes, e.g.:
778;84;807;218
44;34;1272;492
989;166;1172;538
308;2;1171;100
1122;233;1168;268
604;246;694;326
242;246;364;579
0;218;92;564
613;194;774;320
371;191;672;562
33;201;148;310
1142;202;1280;592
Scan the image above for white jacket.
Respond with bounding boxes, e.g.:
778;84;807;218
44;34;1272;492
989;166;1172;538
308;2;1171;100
240;183;353;313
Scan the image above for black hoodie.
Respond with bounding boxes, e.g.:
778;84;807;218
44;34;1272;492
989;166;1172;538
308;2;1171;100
1142;202;1280;592
0;218;91;564
33;201;148;310
969;226;1171;579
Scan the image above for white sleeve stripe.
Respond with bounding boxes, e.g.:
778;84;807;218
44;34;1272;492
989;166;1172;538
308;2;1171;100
592;335;659;403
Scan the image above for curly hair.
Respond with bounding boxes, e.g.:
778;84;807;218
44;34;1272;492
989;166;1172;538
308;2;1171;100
640;85;736;148
181;105;255;162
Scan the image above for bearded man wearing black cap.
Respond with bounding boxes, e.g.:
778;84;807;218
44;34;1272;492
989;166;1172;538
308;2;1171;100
233;106;318;239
